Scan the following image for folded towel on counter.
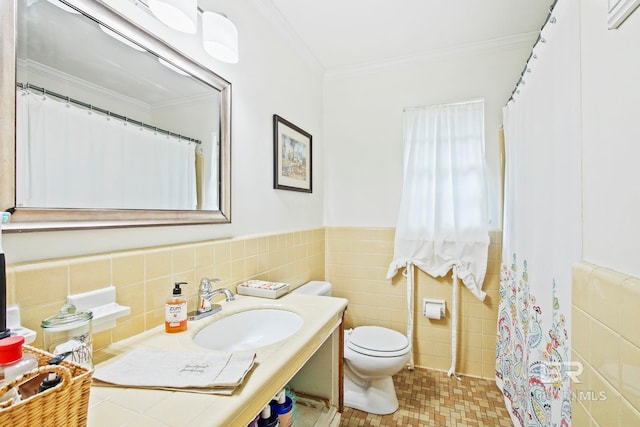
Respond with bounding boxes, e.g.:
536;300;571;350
93;349;255;395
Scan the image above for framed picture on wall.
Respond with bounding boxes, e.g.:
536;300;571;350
608;0;640;28
273;115;312;193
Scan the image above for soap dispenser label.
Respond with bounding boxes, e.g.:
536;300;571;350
166;302;187;326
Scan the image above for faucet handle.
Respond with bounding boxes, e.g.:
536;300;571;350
199;278;212;292
199;277;220;292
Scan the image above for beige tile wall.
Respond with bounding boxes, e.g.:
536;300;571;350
6;228;325;353
571;262;640;426
7;225;503;380
15;226;639;423
325;226;502;379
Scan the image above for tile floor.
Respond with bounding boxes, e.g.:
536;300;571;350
339;368;512;427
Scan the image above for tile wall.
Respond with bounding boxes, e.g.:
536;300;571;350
571;262;640;426
6;226;503;380
5;228;325;353
325;227;502;379
13;225;640;423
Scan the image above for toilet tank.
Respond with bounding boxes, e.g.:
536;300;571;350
293;281;332;296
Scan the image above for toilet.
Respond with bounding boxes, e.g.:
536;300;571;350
293;281;411;415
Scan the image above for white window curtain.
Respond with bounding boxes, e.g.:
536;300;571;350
496;1;581;426
387;99;490;299
16;90;197;210
387;99;490;373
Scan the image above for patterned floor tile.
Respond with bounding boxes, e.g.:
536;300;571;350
339;368;512;427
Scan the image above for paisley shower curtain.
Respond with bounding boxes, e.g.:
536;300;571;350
496;1;581;426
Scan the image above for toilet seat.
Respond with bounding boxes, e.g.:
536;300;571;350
346;326;409;357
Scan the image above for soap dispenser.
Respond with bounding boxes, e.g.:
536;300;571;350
165;282;188;333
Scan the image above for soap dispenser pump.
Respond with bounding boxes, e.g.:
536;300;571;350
165;282;188;333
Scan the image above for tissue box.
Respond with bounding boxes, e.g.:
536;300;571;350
236;280;290;299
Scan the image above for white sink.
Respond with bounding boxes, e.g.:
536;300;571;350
193;309;303;351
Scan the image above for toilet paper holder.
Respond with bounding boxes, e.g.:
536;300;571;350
423;298;446;317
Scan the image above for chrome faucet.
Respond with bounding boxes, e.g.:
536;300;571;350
198;278;234;314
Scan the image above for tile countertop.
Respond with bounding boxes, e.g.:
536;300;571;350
88;293;348;427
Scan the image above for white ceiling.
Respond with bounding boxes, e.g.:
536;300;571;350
263;0;555;73
20;0;212;105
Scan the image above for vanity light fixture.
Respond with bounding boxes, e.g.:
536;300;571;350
145;0;239;63
147;0;198;34
202;11;239;64
99;24;146;52
158;58;190;76
45;0;80;14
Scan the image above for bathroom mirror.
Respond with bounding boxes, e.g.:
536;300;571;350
0;0;231;230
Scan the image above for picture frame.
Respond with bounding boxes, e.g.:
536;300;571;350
273;115;312;193
608;0;640;28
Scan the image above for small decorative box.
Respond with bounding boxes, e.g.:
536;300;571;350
236;280;290;299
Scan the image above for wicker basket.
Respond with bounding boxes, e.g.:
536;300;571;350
0;345;93;427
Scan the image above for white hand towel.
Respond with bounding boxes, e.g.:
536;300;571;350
93;349;255;392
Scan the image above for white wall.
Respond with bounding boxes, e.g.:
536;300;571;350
323;45;533;229
3;0;325;263
581;0;640;278
13;0;638;281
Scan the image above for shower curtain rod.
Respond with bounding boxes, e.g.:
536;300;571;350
507;0;559;103
16;82;202;145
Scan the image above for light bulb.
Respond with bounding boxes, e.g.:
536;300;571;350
148;0;197;34
46;0;80;14
99;25;146;52
202;12;239;64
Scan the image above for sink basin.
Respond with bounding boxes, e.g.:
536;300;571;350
193;309;303;351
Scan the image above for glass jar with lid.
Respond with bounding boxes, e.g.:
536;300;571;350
41;304;93;369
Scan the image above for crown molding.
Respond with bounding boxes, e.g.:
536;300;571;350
251;1;538;81
325;31;539;81
252;0;325;77
17;58;151;111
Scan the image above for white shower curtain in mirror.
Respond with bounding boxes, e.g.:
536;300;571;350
496;1;581;426
16;90;197;210
387;100;490;371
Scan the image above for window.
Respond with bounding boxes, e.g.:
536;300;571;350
400;99;487;236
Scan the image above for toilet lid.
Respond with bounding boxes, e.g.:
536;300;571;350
346;326;409;357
